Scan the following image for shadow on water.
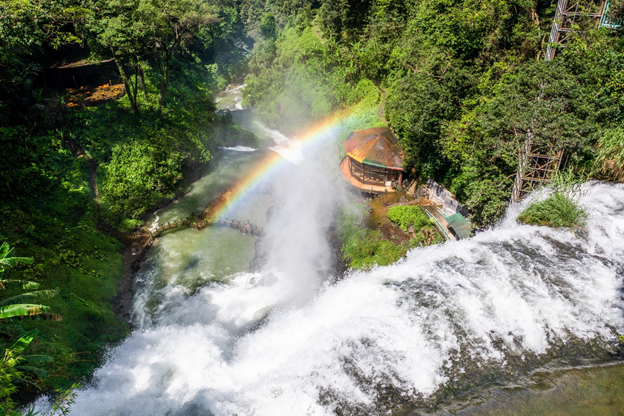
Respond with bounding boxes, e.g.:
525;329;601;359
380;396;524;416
425;362;624;416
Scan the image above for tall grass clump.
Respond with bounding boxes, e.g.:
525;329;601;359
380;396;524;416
517;171;588;228
594;127;624;182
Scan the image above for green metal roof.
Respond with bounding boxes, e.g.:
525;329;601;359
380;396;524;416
445;212;472;240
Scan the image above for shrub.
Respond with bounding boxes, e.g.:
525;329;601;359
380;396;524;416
343;229;411;270
101;141;184;224
517;170;589;229
387;205;429;231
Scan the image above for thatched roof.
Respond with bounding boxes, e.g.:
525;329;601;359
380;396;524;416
344;127;403;170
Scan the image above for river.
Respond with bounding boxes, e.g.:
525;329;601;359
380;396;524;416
35;88;624;415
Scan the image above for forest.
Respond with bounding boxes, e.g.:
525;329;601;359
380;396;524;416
1;0;624;413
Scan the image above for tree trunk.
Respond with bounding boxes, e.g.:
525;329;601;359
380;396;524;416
139;65;148;100
111;47;140;117
158;49;172;110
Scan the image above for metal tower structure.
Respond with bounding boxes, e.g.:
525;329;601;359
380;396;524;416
510;133;565;202
510;0;613;203
545;0;609;61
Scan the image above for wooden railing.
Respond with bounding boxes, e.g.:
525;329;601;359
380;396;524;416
137;184;271;242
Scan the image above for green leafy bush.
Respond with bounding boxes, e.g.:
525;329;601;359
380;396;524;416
101;141;184;223
338;204;415;270
387;205;430;231
518;171;588;229
343;228;411;270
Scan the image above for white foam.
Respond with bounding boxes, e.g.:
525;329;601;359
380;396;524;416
220;146;257;152
148;210;160;233
52;181;624;416
252;121;290;144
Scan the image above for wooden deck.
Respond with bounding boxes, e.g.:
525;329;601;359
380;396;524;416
340;157;396;194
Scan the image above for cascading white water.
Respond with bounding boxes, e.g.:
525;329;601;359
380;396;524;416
35;111;624;415
55;181;623;415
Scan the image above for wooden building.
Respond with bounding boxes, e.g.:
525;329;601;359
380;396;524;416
339;127;404;193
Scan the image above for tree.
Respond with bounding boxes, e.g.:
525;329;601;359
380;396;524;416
0;1;89;111
260;13;277;40
385;69;468;178
94;1;149;116
92;0;218;115
141;0;218;108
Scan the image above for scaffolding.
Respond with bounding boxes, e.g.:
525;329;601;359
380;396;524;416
511;134;564;202
545;0;609;61
511;1;610;203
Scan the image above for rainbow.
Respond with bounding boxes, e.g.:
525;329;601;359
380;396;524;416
208;109;357;220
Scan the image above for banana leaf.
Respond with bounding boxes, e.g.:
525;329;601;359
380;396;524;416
0;290;59;306
0;243;34;268
10;329;38;354
0;304;50;319
0;279;41;290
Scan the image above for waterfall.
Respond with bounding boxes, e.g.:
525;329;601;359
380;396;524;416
40;181;623;416
34;99;624;414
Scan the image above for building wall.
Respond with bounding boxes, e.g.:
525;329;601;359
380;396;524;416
426;179;470;218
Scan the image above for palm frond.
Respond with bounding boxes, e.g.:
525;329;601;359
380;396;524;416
21;355;53;364
0;243;34;269
0;304;50;319
0;280;41;290
0;290;59;306
0;257;34;267
16;365;49;378
10;329;38;355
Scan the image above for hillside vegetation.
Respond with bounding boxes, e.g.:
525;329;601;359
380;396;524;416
241;0;624;226
0;0;255;404
1;0;624;409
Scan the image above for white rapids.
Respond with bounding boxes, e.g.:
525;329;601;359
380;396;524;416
43;80;623;415
34;180;624;416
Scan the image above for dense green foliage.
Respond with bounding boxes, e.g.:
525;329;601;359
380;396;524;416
338;205;412;270
343;229;412;270
240;0;624;228
387;206;430;231
0;0;256;404
0;245;63;414
338;203;442;270
387;205;444;246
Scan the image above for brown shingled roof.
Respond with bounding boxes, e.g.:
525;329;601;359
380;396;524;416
344;127;404;170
